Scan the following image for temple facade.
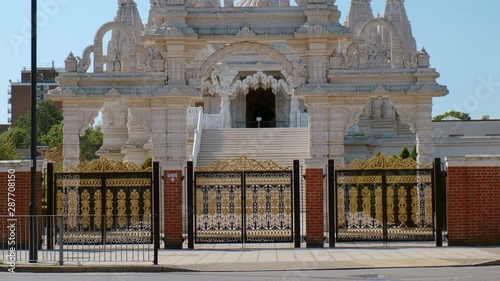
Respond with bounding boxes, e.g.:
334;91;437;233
48;0;448;169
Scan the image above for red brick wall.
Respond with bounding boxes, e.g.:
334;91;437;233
0;171;43;247
447;166;500;246
305;168;324;248
163;170;183;249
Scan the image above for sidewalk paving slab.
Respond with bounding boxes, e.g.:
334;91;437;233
2;245;500;273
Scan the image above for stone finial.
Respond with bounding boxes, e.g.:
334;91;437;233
417;47;430;68
65;52;77;72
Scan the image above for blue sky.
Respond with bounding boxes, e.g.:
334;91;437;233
1;0;499;124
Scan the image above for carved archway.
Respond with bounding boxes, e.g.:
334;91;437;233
233;71;292;97
358;18;403;68
358;18;400;45
200;42;294;78
93;21;138;73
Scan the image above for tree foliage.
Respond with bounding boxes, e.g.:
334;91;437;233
0;133;19;160
80;124;103;161
8;100;63;148
433;110;471;121
399;146;410;160
410;146;418;161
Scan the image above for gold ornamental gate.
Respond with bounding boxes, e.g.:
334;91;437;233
193;156;294;243
51;159;157;244
335;154;435;242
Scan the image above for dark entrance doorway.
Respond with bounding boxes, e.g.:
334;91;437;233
246;88;276;128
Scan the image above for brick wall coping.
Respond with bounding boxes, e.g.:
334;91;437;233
305;158;327;169
0;160;43;172
446;155;500;168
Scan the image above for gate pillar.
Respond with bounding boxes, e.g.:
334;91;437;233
305;159;325;248
163;169;183;249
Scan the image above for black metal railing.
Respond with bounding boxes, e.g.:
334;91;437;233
0;214;161;264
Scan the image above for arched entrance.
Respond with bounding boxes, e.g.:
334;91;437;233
246;88;276;128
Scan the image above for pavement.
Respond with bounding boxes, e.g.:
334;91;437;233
2;242;500;273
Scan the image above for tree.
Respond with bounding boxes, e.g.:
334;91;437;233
40;122;103;169
9;100;63;148
80;124;103;161
5;126;30;148
142;157;152;169
40;122;64;169
0;132;19;160
40;122;63;148
433;110;471;121
399;146;410;159
36;100;63;137
410;146;418;161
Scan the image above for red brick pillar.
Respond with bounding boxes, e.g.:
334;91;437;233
446;156;500;246
163;170;183;249
0;161;43;248
305;159;325;248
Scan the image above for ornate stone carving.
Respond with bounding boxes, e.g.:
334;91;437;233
236;26;256;38
200;42;294;78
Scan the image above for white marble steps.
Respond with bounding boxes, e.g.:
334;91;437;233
196;128;309;168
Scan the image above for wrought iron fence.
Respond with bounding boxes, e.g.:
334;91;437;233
0;214;161;264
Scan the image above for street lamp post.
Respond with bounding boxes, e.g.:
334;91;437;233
29;0;38;263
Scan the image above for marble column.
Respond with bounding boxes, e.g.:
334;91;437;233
329;105;347;166
122;108;151;166
97;99;129;161
416;97;433;165
390;96;434;166
150;99;168;167
220;94;231;128
305;97;330;159
62;101;101;169
62;110;82;169
289;96;300;127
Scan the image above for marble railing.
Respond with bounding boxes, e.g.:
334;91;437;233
203;114;224;129
187;107;203;128
298;113;308;128
190;108;204;168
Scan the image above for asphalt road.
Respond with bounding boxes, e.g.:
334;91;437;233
3;266;500;281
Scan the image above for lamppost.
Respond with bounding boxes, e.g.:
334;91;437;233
29;0;38;263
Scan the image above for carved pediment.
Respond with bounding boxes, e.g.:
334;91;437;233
418;84;434;93
60;89;76;96
371;85;390;95
105;88;120;97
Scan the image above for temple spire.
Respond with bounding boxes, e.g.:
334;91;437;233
384;0;417;55
345;0;374;35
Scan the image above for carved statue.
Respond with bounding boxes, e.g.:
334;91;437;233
368;44;378;64
109;47;122;72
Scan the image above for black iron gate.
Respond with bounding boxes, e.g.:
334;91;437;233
189;156;299;244
334;155;435;242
